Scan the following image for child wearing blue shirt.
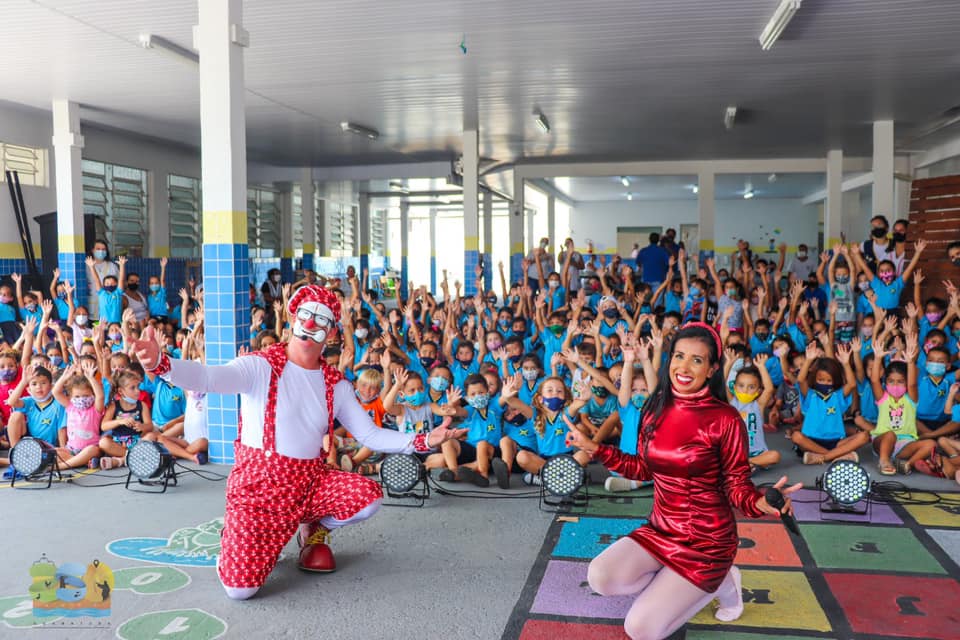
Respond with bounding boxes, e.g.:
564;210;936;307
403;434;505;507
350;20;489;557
11;273;42;334
48;269;76;321
790;342;868;465
147;256;170;319
851;240;925;312
916;347;956;435
6;365;67;447
87;254;126;324
144;372;187;434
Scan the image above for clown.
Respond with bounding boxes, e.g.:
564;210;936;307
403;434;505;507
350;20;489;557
132;285;465;600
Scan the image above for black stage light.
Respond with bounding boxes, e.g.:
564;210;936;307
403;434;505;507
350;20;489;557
9;437;59;489
817;459;873;517
379;454;428;507
125;441;176;493
539;454;588;512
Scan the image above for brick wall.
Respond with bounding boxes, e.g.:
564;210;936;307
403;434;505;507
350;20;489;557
908;174;960;302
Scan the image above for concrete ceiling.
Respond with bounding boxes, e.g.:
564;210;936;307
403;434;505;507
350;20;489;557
2;0;959;167
550;173;830;201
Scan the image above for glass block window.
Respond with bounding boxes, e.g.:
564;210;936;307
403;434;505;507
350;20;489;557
82;159;148;256
168;174;201;258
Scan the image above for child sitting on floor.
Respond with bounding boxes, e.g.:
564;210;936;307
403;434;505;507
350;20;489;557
50;359;104;470
725;353;781;471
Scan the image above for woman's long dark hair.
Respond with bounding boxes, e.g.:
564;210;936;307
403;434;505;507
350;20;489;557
640;324;728;453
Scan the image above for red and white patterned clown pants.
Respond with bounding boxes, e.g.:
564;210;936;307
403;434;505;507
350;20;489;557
217;442;383;589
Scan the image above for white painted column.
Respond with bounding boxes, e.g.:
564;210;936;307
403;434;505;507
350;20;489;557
510;171;525;285
300;168;315;272
873;120;895;218
51;99;88;301
197;0;249;464
697;171;715;262
463;129;480;296
482;189;493;292
825;149;844;248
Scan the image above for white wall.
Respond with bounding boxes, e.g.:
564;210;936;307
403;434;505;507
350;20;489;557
569;197;820;257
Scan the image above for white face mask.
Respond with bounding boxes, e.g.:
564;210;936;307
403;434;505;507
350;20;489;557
354;328;368;340
75;315;88;325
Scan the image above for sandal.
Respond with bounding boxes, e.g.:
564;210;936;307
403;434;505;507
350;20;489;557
802;452;825;465
879;460;897;475
895;459;912;475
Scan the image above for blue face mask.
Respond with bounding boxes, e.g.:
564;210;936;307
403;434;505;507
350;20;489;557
149;283;161;292
542;396;565;412
926;362;947;377
467;393;490;410
122;395;138;404
631;393;647;409
689;286;701;297
93;250;107;260
402;391;426;407
812;383;834;396
428;376;450;392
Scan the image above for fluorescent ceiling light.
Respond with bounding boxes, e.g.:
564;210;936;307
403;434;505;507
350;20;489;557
691;185;699;194
620;176;631;187
138;33;199;64
340;121;380;140
759;0;802;51
626;192;633;201
724;106;737;131
743;189;755;199
768;173;778;183
534;111;550;134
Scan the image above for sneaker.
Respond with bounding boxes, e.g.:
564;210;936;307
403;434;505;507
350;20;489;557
491;458;510;489
835;451;859;463
88;457;100;470
455;466;490;488
895;458;912;475
522;472;542;486
196;452;208;466
604;476;636;493
802;452;824;465
339;454;353;473
437;469;455;482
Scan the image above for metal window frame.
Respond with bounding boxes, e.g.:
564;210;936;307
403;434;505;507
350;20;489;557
168;174;202;258
0;142;47;187
82;159;149;255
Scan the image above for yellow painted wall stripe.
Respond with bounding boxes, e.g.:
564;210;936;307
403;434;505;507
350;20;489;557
464;236;479;252
0;242;43;259
152;246;170;258
303;243;316;254
510;243;524;254
202;210;248;244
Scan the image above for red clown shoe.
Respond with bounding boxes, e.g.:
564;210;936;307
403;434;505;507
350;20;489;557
297;521;336;573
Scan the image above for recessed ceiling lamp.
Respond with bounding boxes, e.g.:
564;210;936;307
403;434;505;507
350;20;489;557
626;192;633;201
743;189;756;199
534;111;551;134
759;0;802;51
724;106;738;131
340;121;380;140
768;173;778;183
620;176;631;187
691;185;699;194
138;33;199;64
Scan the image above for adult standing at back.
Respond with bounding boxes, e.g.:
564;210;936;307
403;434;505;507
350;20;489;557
660;228;682;259
558;237;585;293
788;243;816;283
87;239;119;318
637;232;670;290
860;215;896;274
526;237;555;294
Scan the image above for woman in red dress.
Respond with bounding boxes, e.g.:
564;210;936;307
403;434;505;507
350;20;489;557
566;322;800;640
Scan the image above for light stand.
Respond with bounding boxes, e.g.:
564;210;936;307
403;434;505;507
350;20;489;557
379;454;429;507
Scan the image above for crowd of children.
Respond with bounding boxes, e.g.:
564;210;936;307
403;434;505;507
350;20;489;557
3;225;960;490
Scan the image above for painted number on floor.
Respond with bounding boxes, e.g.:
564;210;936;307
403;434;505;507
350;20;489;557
116;608;227;640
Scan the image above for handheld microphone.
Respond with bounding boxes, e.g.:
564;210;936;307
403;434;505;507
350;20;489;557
765;487;801;536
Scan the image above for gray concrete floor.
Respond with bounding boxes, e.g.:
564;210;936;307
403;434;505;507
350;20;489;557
3;431;956;640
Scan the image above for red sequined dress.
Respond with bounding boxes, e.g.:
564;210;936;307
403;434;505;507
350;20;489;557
593;385;763;592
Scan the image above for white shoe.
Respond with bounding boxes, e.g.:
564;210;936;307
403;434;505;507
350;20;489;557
714;566;744;622
339;454;353;473
604;476;636;492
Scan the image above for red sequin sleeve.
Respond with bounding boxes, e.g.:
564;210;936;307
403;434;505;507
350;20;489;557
593;444;652;482
716;412;765;518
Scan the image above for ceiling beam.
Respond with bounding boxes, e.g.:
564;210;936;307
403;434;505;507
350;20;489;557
526;179;578;207
515;157;873;179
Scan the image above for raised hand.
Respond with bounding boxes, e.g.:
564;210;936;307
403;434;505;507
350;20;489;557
446;385;463;406
131;325;162;370
835;343;852;364
804;341;819;361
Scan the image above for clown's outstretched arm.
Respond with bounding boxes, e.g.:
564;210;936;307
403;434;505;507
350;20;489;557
333;380;460;454
132;327;259;396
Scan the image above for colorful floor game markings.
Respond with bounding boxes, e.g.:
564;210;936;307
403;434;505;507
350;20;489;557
530;560;634;619
801;523;946;574
581;494;654;518
518;619;628;640
788;488;902;524
551;517;645;560
113;566;190;595
684;632;830;640
732;522;802;568
824;572;960;640
116;608;227;640
927;528;960;566
107;518;223;567
901;494;960;528
688;569;831;632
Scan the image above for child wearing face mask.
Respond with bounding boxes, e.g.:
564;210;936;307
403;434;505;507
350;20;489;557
850;241;926;313
605;341;658;492
5;364;66;454
11;273;43;334
862;339;935;476
0;283;21;344
332;366;390;475
86;254;126;324
146;257;169;321
51;360;105;469
915;345;957;439
98;370;157;469
825;246;858;343
725;356;780;471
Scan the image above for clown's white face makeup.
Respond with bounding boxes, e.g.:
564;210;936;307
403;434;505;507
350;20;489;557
292;301;336;344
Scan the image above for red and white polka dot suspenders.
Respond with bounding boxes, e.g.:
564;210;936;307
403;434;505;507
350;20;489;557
240;343;343;457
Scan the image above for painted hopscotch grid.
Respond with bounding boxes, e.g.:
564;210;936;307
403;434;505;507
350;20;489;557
502;487;960;640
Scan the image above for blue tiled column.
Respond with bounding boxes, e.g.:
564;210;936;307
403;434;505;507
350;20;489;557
301;252;315;274
280;256;294;283
430;255;437;295
464;248;479;296
482;253;493;294
510;252;524;287
57;252;88;311
201;243;249;464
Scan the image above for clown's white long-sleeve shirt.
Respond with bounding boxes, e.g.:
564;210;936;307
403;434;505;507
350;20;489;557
165;357;420;459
